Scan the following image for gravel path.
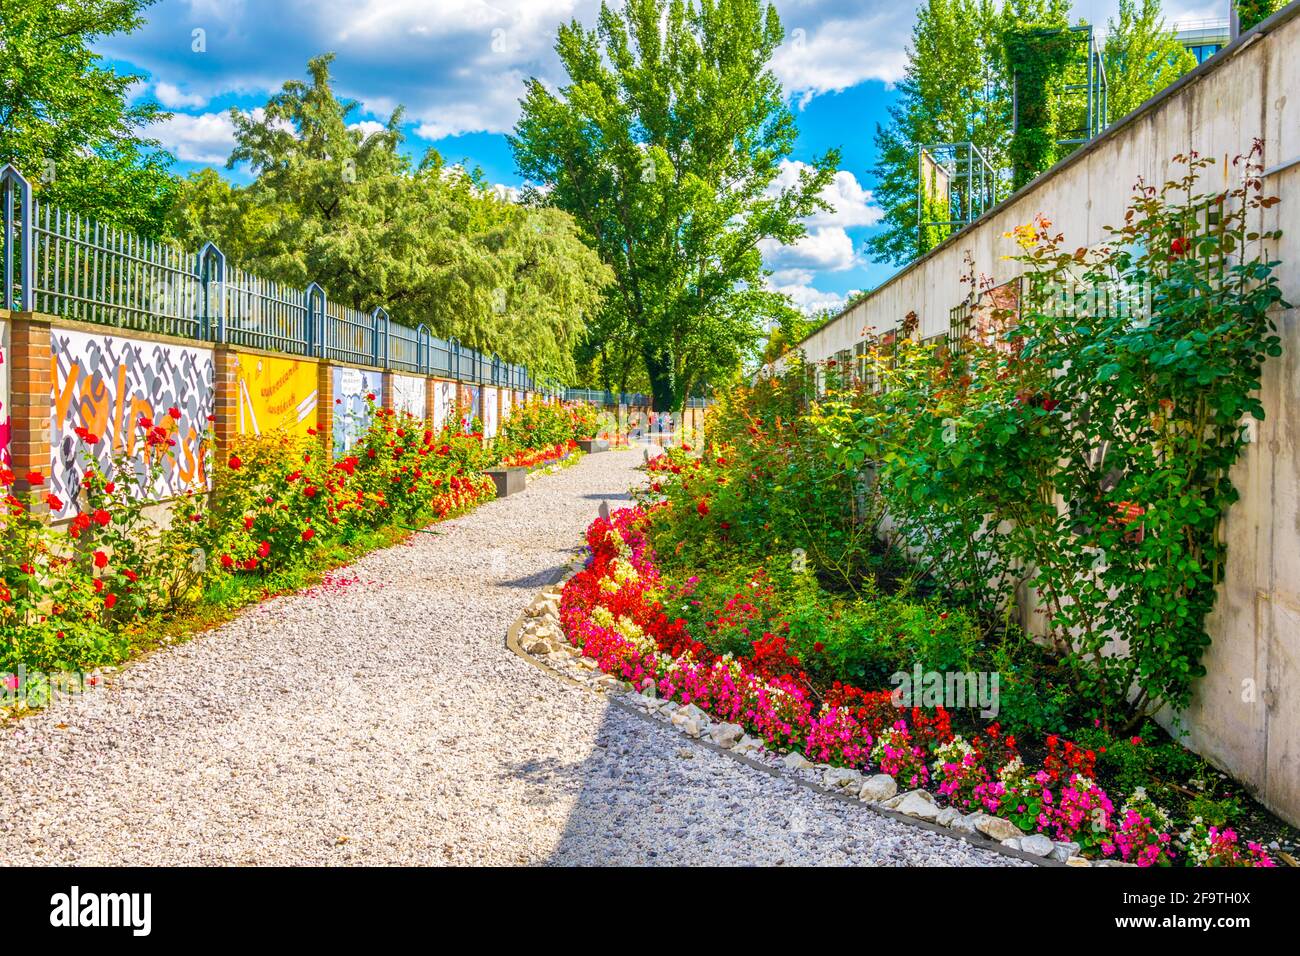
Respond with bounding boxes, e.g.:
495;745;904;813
0;446;1021;866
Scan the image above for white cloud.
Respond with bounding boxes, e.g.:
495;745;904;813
152;111;237;164
771;6;912;100
765;276;847;314
154;81;209;109
758;159;878;280
349;120;389;139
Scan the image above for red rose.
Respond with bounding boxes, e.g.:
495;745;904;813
301;528;315;542
168;407;182;420
25;471;44;487
124;569;139;583
1170;236;1189;257
696;500;709;516
92;509;111;527
93;550;108;569
103;593;118;610
228;455;243;470
45;493;64;511
257;540;271;559
104;481;115;494
220;554;234;569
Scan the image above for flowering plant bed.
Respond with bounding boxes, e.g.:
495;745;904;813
558;504;1279;867
1;397;576;709
498;440;579;471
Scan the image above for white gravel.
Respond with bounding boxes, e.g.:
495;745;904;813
0;444;1022;866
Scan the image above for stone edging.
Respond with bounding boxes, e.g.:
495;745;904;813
505;568;1077;869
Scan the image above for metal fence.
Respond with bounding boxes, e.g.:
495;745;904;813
1;162;717;406
0;163;542;390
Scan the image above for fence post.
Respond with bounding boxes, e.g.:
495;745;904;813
371;307;390;370
7;312;52;507
197;241;226;343
305;283;326;357
1;165;35;312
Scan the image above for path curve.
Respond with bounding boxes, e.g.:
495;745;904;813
0;447;1021;866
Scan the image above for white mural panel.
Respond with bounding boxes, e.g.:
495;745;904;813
392;373;427;418
482;387;499;438
432;379;456;432
332;366;383;455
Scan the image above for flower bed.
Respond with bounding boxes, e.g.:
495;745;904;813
1;399;563;692
499;439;579;471
559;505;1276;867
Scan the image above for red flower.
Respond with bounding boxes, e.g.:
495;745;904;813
104;481;116;494
1170;236;1189;257
93;550;108;569
696;500;710;517
168;407;182;420
25;471;44;487
228;455;243;470
103;593;118;610
124;569;139;583
301;528;315;542
813;641;826;653
45;493;64;511
366;392;376;401
257;540;271;559
220;554;234;569
92;508;111;527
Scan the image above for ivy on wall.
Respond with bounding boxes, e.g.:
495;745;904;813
1004;27;1076;189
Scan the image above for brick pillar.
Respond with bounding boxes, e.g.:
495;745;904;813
496;386;506;432
8;313;52;508
316;360;335;456
424;376;438;424
455;382;467;430
212;346;240;467
381;370;395;412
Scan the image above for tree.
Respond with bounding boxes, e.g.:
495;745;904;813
167;56;610;382
510;0;837;412
1236;0;1286;31
868;0;1032;266
869;0;1196;266
1103;0;1196;121
0;0;175;235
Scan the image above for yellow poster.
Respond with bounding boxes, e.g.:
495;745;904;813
234;352;318;438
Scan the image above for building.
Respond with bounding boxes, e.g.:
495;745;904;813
1175;17;1231;63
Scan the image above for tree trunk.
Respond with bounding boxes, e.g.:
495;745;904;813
643;346;679;411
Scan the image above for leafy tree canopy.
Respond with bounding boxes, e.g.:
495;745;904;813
168;55;611;383
510;0;838;411
0;0;175;235
869;0;1197;266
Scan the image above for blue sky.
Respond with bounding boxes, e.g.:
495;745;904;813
98;0;1225;314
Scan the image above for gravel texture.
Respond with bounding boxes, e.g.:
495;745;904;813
0;445;1023;866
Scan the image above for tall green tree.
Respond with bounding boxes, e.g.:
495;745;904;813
1236;0;1287;31
510;0;837;411
0;0;175;235
1103;0;1196;121
869;0;1196;266
168;56;610;382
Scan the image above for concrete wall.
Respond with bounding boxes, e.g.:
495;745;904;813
793;7;1300;823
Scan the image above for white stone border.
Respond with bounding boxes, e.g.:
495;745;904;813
503;569;1121;869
